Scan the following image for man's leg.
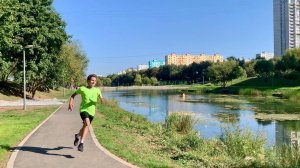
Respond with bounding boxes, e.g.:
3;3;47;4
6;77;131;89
80;117;90;142
78;118;90;152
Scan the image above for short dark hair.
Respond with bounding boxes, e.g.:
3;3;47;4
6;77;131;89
87;74;97;81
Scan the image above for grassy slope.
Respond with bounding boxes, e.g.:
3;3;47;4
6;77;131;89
93;101;181;168
0;106;59;168
0;88;73;101
93;103;286;167
94;101;293;168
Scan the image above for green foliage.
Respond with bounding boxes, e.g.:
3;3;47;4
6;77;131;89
150;77;159;86
208;60;245;87
134;74;142;86
220;126;266;159
59;42;88;88
142;76;151;85
272;145;300;167
244;60;257;77
254;59;274;81
157;65;182;81
0;0;68;98
166;113;194;134
0;56;15;81
97;77;112;86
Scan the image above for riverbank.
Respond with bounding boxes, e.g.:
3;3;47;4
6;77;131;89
94;100;300;168
187;78;300;101
101;85;188;91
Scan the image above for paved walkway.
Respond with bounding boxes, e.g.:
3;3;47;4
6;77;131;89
10;97;133;168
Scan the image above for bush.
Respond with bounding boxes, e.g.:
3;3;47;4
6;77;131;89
166;113;195;134
283;70;299;80
220;126;266;159
178;132;201;150
274;145;300;167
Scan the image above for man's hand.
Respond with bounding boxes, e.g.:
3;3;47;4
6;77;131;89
68;101;73;111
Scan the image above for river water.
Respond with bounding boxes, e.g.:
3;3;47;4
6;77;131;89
103;90;300;147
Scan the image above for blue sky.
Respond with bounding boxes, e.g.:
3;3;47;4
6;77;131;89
53;0;273;76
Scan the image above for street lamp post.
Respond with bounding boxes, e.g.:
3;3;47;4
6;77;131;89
23;45;33;111
202;71;205;85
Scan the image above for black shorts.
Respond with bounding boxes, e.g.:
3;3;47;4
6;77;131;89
80;112;94;123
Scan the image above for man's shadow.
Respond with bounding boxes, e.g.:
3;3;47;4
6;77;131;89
1;145;75;159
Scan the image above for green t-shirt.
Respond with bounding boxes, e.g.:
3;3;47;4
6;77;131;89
75;86;102;116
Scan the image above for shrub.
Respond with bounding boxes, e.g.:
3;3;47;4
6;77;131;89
166;113;195;134
220;126;266;159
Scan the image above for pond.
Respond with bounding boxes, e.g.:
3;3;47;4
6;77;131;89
103;90;300;147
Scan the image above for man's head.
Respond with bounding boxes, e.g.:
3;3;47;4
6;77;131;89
87;74;97;87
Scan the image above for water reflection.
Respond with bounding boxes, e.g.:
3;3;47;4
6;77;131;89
103;90;300;147
276;121;300;147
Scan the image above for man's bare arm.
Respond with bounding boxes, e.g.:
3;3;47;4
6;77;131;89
68;93;77;111
98;94;104;104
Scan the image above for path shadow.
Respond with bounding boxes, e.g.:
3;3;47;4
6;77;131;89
8;145;75;159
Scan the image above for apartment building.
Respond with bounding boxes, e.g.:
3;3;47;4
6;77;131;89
137;64;149;71
256;52;274;60
274;0;300;56
165;53;223;66
148;59;165;68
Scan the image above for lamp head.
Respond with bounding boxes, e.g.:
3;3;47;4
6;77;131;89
24;45;33;49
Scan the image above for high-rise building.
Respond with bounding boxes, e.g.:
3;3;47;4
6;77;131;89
274;0;300;56
165;53;223;66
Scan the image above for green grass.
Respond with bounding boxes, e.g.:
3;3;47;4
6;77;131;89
93;101;179;168
93;100;300;168
0;106;59;168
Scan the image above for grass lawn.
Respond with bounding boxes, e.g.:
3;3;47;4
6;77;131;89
0;106;59;168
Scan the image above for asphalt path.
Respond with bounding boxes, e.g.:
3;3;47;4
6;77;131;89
10;97;134;168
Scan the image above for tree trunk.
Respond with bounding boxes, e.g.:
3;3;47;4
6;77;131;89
32;89;37;99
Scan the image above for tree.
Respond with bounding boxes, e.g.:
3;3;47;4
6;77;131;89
150;77;159;86
227;56;245;67
96;77;112;86
142;77;151;85
254;59;274;81
276;48;300;72
0;0;68;98
146;67;159;78
59;42;88;88
134;74;142;86
244;61;256;77
208;60;244;87
103;78;112;86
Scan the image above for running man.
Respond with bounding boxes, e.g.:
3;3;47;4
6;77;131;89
68;74;103;152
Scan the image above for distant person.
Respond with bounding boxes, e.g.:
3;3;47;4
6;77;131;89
68;74;104;152
180;92;186;100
